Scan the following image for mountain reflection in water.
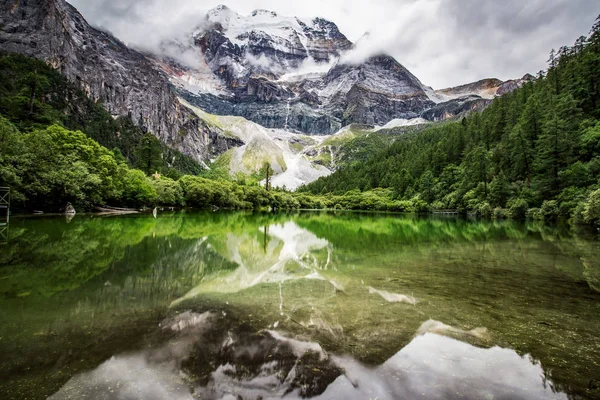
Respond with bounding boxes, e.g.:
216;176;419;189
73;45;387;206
49;312;565;400
1;212;599;399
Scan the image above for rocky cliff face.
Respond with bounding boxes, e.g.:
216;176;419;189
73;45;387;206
323;55;435;126
421;95;492;122
496;74;535;96
431;75;535;102
176;52;436;134
420;74;535;122
432;78;504;101
0;0;231;162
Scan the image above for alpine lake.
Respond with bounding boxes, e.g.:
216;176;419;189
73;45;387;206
1;211;599;400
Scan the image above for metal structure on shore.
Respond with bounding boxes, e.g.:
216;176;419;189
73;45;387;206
0;187;9;244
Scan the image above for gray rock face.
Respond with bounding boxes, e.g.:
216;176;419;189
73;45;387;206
325;55;435;126
174;46;436;134
434;78;504;99
180;91;340;134
421;74;535;122
422;96;492;122
496;74;535;96
206;127;245;159
0;0;223;162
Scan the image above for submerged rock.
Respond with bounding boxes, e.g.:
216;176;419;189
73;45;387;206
368;286;418;305
416;319;490;343
64;203;76;215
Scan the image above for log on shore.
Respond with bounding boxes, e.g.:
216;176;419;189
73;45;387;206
94;205;140;215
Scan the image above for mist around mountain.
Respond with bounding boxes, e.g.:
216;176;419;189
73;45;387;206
156;5;533;134
149;4;533;186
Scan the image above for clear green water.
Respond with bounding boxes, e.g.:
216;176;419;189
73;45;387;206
0;212;599;399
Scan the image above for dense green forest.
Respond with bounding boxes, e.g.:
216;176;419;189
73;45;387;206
301;16;600;226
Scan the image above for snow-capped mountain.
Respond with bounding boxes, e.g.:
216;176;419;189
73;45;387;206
200;5;352;69
158;5;436;134
155;5;526;136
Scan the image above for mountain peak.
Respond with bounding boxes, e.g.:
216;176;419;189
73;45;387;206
197;5;352;68
206;4;239;26
210;4;230;13
250;9;278;18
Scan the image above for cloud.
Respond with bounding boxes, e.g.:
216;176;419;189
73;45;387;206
338;33;378;65
68;0;598;88
278;57;338;80
245;53;277;70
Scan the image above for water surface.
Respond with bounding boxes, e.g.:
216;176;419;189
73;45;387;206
1;212;599;399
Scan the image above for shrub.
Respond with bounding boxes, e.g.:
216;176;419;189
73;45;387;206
557;187;586;219
121;169;157;207
493;207;507;219
508;198;528;220
572;201;587;225
583;189;600;226
152;177;183;206
473;201;492;218
527;208;542;220
410;198;429;213
430;200;445;211
389;200;412;212
540;200;559;222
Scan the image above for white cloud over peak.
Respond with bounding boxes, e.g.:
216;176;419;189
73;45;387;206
69;0;598;89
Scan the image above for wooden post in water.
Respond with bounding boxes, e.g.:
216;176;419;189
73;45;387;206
0;187;9;244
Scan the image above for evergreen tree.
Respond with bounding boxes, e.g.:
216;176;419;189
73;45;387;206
135;133;163;175
533;93;581;198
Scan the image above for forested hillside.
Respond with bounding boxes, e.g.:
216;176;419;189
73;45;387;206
301;17;600;225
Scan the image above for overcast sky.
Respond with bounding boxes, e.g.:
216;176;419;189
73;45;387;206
68;0;598;88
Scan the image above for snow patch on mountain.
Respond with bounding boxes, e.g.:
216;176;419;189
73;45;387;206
432;88;497;103
428;78;509;103
374;118;429;130
270;152;331;190
179;98;331;190
167;62;230;97
203;5;323;56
